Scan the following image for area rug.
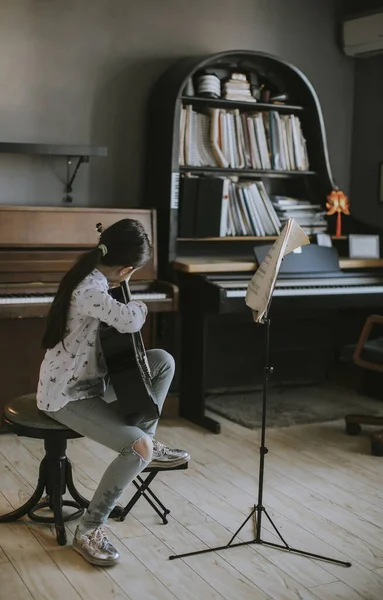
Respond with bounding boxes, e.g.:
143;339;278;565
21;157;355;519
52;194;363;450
205;383;382;429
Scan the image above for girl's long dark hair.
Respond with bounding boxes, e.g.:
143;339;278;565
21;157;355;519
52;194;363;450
42;218;151;349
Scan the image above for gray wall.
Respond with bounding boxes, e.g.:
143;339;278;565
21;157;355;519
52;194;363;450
0;0;353;209
350;54;383;228
341;0;383;228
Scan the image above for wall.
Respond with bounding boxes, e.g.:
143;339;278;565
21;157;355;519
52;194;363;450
341;0;383;228
0;0;353;209
350;54;383;227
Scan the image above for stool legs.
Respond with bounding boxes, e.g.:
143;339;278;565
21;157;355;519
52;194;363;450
117;471;171;524
65;458;90;508
0;436;86;545
345;413;383;434
51;460;66;546
345;414;383;456
371;430;383;456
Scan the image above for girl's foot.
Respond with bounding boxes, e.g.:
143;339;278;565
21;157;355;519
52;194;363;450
73;525;120;566
151;440;190;468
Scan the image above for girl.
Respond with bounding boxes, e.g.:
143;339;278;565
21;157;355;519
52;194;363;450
37;218;189;567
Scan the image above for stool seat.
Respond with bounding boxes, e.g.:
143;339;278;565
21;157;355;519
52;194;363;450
4;394;81;439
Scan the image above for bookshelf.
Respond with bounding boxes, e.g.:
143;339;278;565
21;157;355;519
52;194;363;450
144;50;355;279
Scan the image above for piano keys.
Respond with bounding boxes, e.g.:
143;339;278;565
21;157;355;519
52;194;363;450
0;292;168;304
0;206;178;424
7;275;383;304
197;273;383;311
221;276;383;298
0;284;174;319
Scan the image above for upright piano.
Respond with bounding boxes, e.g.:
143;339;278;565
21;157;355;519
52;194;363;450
0;206;178;422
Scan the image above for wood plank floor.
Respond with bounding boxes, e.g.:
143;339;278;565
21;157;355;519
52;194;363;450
0;412;383;600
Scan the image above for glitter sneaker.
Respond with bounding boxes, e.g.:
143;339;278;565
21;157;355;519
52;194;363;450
150;440;190;468
73;525;120;567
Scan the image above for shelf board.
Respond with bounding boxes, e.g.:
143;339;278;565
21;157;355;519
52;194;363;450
181;96;304;112
173;256;383;274
179;166;316;178
0;143;108;157
178;235;348;242
178;236;278;242
173;257;256;273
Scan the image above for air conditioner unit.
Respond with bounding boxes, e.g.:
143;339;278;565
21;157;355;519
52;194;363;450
343;11;383;57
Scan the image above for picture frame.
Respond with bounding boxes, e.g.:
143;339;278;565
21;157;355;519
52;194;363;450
349;234;380;259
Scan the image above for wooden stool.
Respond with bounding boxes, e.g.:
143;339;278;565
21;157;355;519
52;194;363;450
345;414;383;456
0;394;187;545
342;316;383;456
0;394;90;545
370;430;383;456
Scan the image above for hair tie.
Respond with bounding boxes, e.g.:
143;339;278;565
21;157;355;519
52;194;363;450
98;244;108;257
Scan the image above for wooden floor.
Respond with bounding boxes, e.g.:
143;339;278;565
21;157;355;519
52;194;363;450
1;412;383;600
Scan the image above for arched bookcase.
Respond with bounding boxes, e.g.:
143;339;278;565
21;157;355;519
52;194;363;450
144;49;346;279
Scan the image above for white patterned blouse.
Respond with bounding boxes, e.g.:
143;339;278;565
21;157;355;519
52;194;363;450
36;269;147;412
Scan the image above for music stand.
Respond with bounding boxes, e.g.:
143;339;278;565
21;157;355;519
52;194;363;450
169;224;351;568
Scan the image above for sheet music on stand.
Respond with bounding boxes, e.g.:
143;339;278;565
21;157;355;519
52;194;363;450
245;218;310;322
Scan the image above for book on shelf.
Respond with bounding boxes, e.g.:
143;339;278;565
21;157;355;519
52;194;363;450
179;105;309;171
178;175;282;238
246;218;310;322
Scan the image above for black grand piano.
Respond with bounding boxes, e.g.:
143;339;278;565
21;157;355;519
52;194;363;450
144;50;383;433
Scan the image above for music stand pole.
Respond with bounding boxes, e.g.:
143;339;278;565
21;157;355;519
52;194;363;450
169;299;351;567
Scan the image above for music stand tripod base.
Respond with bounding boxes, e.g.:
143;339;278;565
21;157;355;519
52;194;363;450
169;317;351;568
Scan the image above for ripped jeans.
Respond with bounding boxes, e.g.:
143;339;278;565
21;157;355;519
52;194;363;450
44;349;175;532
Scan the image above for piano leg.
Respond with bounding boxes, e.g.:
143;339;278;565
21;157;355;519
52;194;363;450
0;318;46;431
180;310;221;434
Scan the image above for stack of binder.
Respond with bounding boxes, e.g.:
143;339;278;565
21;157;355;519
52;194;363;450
178;176;282;237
